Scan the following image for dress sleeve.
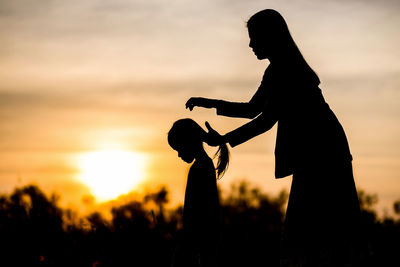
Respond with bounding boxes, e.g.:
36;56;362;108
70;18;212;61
224;101;278;148
215;69;269;119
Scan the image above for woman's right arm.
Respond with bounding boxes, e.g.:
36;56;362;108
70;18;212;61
186;85;267;119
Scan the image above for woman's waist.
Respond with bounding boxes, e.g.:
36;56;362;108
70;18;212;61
274;134;352;159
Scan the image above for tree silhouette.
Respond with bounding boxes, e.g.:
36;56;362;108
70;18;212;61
0;183;398;266
394;200;400;216
144;186;169;224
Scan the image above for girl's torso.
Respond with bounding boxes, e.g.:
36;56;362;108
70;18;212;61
183;156;220;239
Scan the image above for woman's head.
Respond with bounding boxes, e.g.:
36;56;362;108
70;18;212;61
247;9;320;84
247;9;290;60
168;118;229;179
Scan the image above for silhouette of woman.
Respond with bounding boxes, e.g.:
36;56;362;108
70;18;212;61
168;119;229;267
186;9;361;267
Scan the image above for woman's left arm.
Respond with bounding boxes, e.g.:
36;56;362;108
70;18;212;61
205;104;278;148
224;107;278;148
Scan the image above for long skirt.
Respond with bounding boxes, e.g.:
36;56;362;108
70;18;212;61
280;160;361;267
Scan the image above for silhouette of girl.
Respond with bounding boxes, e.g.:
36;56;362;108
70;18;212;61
168;118;229;267
186;9;361;267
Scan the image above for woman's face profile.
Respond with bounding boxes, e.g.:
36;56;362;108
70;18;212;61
248;27;269;60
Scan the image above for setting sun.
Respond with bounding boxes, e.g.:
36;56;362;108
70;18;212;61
77;150;146;202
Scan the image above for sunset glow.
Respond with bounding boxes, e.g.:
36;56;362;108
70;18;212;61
0;0;398;215
77;150;146;202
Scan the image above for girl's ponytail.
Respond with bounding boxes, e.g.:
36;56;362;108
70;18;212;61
202;121;230;179
214;143;230;179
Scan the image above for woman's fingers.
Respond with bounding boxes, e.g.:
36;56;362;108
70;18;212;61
185;97;198;111
205;121;214;132
185;99;192;110
205;121;222;146
185;97;214;111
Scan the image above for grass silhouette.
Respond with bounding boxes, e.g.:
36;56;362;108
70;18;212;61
0;182;398;266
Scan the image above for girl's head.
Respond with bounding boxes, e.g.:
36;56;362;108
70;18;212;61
168;119;204;164
168;118;229;179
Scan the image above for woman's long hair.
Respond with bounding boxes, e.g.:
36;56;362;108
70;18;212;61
247;9;320;85
168;118;229;179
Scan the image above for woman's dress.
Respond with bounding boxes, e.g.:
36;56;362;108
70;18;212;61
215;62;361;266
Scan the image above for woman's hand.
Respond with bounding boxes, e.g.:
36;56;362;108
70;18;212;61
185;97;215;111
205;121;225;146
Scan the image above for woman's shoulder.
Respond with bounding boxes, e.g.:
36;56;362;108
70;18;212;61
259;64;278;88
262;63;287;83
263;64;320;94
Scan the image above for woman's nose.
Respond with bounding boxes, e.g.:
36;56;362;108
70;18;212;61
249;38;255;48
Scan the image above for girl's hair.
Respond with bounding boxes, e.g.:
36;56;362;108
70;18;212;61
168;118;229;179
247;9;320;85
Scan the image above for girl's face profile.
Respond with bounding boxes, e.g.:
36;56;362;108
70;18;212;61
174;144;195;164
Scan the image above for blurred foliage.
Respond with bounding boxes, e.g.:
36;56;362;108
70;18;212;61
0;183;399;266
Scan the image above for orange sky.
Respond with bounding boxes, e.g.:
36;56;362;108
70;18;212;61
0;0;399;216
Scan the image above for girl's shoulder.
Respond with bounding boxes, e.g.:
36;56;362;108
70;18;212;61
192;156;214;170
190;156;215;176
